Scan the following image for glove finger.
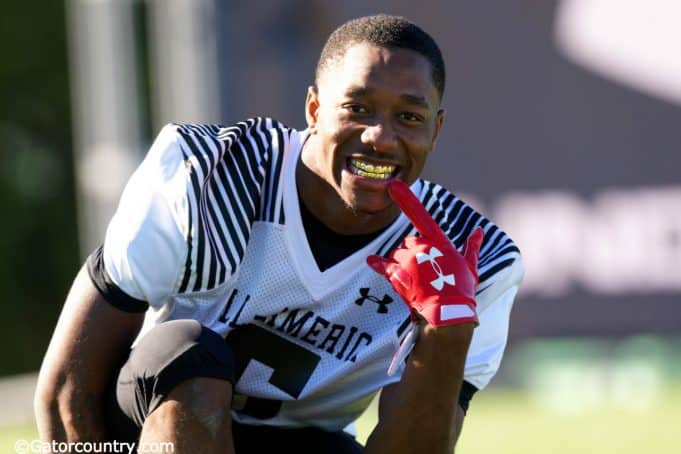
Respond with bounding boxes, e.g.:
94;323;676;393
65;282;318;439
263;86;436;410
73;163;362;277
463;227;484;270
388;180;450;246
366;255;392;277
386;263;412;291
367;255;412;290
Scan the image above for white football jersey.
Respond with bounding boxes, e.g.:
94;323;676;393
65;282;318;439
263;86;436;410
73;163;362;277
102;118;523;431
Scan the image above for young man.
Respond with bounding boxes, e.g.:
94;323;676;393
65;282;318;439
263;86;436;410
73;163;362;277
35;14;523;454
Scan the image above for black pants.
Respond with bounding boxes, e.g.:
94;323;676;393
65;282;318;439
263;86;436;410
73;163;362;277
105;319;363;453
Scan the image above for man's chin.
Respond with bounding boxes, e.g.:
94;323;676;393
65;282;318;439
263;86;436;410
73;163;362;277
338;181;396;217
344;196;393;217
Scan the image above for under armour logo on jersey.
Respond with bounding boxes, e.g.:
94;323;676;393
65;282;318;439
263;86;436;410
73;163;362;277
416;246;456;291
355;288;393;314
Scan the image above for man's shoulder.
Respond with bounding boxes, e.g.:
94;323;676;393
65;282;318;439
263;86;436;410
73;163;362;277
418;179;521;285
162;117;299;147
149;118;302;180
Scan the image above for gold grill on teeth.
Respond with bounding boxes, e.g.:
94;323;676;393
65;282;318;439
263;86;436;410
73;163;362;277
350;159;396;178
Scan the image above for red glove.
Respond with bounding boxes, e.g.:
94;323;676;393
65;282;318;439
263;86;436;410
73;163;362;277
367;181;483;327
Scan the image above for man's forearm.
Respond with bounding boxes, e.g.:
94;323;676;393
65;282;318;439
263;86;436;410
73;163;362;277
35;393;67;442
365;322;474;454
35;266;143;443
35;379;109;442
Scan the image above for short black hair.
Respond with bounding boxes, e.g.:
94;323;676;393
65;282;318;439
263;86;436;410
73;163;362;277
315;14;445;99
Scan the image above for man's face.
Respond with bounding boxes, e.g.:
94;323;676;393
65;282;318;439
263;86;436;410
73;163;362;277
305;42;444;215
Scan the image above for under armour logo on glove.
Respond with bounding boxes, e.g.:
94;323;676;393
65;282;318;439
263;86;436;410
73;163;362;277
416;247;455;290
366;180;483;327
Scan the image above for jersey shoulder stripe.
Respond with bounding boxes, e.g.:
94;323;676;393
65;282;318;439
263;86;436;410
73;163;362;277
375;179;520;287
170;117;291;293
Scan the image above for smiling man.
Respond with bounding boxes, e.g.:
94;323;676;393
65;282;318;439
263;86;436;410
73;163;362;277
299;38;443;231
35;15;523;454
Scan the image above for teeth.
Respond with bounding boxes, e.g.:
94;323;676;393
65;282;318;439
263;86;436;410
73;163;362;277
349;159;396;179
355;169;390;179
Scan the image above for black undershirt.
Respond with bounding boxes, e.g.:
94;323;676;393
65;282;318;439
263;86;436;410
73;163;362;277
299;199;388;271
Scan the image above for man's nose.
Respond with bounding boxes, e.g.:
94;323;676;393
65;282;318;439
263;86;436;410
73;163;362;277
361;120;397;152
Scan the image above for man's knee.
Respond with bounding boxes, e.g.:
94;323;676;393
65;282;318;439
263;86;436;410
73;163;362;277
127;319;233;375
108;320;236;440
141;377;235;453
149;377;233;435
127;319;235;391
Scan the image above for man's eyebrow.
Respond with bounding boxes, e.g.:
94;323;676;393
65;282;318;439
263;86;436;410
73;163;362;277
345;86;372;98
400;94;430;109
345;87;431;109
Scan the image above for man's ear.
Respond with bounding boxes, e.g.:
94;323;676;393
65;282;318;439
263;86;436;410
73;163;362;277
431;109;445;148
305;85;320;132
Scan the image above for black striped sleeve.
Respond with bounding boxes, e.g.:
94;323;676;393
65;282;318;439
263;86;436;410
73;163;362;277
174;118;289;293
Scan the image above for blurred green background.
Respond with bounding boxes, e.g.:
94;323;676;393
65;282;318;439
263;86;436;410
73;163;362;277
0;2;78;376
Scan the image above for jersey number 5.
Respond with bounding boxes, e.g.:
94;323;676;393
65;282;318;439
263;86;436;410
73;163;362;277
226;323;321;419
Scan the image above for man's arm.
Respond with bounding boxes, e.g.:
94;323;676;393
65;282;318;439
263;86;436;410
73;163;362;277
365;322;473;454
34;265;144;441
364;181;485;453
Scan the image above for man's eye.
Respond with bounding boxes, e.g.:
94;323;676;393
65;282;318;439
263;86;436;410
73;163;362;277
345;104;368;114
400;112;423;122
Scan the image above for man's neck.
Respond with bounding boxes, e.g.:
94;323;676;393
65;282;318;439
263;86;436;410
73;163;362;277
298;197;389;271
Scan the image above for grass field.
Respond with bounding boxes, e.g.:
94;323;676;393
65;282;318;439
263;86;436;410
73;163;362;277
354;384;681;453
1;423;37;454
5;386;677;453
